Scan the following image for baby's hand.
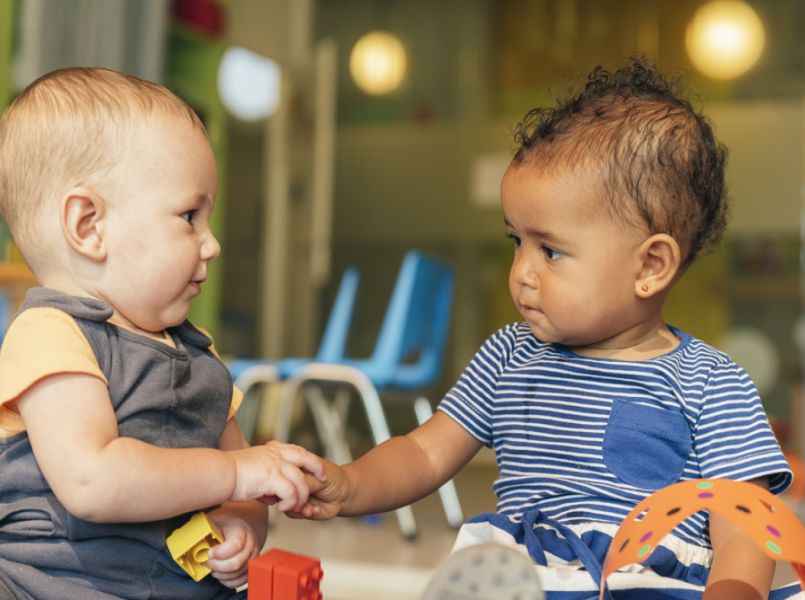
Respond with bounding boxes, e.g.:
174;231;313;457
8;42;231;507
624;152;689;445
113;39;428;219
288;459;348;521
229;441;325;512
205;513;258;589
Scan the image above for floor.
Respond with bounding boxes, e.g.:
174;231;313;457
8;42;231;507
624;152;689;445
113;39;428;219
262;451;803;599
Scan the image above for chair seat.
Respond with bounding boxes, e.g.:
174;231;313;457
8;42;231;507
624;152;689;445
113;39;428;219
229;357;323;383
307;358;438;392
227;267;361;442
228;358;269;381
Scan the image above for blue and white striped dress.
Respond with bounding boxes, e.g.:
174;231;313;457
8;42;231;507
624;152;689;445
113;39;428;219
438;322;794;597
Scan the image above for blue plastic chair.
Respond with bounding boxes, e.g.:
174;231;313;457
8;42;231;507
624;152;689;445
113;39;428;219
228;267;360;443
274;250;462;539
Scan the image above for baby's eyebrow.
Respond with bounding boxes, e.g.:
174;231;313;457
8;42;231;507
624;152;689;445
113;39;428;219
522;224;562;243
190;193;215;207
504;217;567;246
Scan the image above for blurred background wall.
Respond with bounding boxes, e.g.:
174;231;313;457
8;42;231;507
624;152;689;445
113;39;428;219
1;0;804;450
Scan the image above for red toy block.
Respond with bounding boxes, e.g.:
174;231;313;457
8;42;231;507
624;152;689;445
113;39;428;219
248;548;323;600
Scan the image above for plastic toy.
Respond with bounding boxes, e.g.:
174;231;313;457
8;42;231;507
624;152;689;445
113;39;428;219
599;478;805;600
248;548;323;600
166;512;224;582
422;543;543;600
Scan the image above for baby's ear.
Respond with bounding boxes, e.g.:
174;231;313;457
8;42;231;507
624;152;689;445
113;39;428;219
635;233;681;298
61;187;107;261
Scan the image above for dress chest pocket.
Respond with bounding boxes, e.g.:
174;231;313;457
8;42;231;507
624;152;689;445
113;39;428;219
602;398;692;490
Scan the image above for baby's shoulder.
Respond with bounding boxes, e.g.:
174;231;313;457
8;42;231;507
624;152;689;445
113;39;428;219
4;305;85;347
672;330;736;370
476;322;552;368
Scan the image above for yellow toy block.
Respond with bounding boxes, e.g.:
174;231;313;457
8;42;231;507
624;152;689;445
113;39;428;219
167;512;224;582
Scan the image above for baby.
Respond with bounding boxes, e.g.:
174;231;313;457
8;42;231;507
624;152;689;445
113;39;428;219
299;60;793;600
0;67;324;599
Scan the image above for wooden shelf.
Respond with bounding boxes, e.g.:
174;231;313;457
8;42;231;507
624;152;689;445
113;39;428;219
0;262;37;285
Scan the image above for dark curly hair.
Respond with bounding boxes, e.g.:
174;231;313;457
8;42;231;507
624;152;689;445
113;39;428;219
512;58;728;267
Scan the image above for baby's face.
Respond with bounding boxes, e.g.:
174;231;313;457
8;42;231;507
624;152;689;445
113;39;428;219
98;116;220;334
501;162;648;355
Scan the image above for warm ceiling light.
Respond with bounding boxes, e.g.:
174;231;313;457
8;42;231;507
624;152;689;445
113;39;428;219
685;0;765;80
217;46;281;122
349;31;407;95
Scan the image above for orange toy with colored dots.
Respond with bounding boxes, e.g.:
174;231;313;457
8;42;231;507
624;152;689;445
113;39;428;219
248;548;323;600
598;479;805;600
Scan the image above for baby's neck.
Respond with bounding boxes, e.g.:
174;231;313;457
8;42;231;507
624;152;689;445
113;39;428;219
35;278;172;345
568;324;680;361
107;315;174;346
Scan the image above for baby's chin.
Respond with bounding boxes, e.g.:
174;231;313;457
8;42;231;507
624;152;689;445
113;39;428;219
525;323;556;344
130;312;189;334
525;324;586;348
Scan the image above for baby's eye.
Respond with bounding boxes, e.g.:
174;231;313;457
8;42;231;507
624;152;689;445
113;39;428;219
542;245;563;260
505;233;521;248
180;210;196;224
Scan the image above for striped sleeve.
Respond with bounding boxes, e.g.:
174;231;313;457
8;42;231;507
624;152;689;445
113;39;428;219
693;361;791;494
438;324;519;446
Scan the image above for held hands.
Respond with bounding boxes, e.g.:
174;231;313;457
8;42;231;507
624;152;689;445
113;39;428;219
229;441;325;512
287;458;350;521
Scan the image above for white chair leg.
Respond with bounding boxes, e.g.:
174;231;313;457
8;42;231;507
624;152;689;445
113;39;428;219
326;386;354;464
414;397;464;528
234;389;260;444
305;386;353;465
274;375;302;443
332;386;353;462
278;364;419;539
350;372;418;539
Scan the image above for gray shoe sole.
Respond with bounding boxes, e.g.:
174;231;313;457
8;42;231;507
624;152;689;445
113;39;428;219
421;543;544;600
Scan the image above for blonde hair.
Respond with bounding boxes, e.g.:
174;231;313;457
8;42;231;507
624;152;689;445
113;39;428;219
0;67;205;259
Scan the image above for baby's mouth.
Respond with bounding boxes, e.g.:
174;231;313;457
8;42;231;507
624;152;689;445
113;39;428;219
520;303;544;318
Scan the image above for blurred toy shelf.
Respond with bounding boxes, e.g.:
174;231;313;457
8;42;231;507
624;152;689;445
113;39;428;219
0;218;37;290
0;262;36;338
0;262;37;327
0;262;36;284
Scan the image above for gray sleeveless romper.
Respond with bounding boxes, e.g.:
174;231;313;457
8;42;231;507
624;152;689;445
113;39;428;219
0;288;245;599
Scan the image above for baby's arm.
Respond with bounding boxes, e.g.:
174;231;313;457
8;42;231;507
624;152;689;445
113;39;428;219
703;477;774;600
203;420;269;589
16;372;324;522
299;411;482;519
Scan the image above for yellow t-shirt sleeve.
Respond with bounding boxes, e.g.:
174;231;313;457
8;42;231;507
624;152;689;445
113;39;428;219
0;307;106;436
194;325;243;420
229;386;244;421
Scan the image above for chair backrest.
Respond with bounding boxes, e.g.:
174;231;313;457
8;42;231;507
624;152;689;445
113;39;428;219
228;267;360;382
315;267;361;362
369;250;454;390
